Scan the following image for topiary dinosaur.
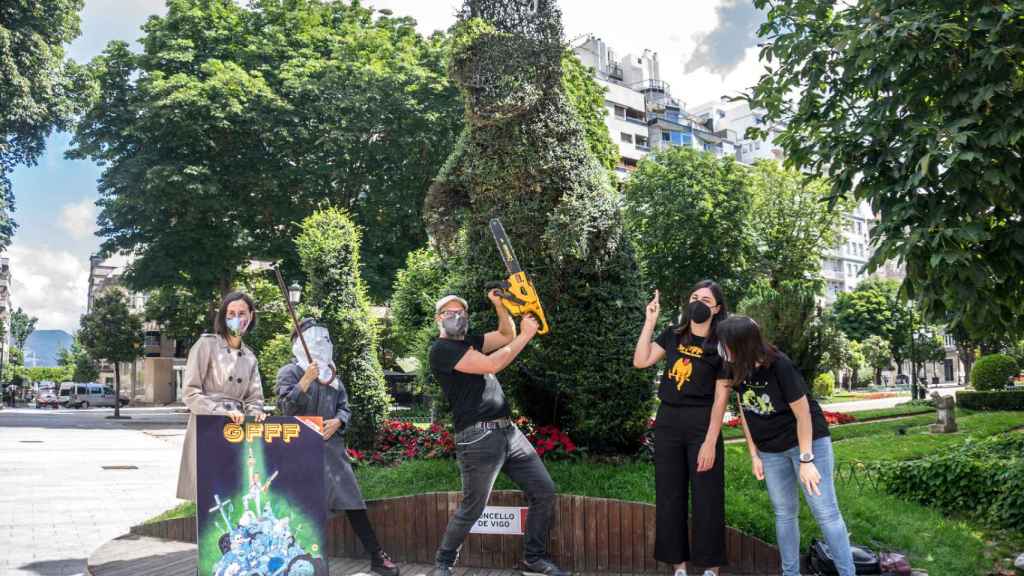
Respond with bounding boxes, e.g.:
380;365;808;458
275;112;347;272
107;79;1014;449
423;0;652;452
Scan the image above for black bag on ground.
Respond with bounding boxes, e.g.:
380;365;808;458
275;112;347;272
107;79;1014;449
809;538;881;575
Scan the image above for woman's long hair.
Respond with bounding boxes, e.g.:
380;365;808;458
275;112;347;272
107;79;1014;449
673;279;729;346
716;315;779;387
214;291;258;337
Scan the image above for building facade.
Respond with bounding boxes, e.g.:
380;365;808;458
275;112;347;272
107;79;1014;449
87;255;185;404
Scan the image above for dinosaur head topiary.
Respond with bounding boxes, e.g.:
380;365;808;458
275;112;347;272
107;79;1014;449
451;0;565;125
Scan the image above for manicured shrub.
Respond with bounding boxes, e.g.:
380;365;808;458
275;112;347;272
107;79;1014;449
971;354;1019;391
813;372;835;398
956;390;1024;411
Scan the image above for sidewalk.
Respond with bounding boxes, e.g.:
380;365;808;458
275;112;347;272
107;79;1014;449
0;423;185;576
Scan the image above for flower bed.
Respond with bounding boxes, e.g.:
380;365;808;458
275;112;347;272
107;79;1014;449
348;418;578;465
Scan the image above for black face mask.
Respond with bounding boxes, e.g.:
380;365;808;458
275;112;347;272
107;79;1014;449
687;300;713;324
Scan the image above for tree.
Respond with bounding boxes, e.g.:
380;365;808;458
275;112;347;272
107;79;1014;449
423;1;652;452
746;161;848;287
389;247;449;358
294;207;391;450
832;278;913;376
910;328;946;394
747;0;1024;344
860;335;892;387
78;291;142;418
624;146;755;310
9;307;37;350
738;279;831;387
69;0;463;303
143;286;212;345
820;329;852;393
57;338;100;383
0;0;84;249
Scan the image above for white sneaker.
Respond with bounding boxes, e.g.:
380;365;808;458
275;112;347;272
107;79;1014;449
702;571;717;576
673;570;687;576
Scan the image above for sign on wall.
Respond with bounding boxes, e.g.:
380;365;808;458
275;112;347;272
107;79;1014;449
470;506;528;535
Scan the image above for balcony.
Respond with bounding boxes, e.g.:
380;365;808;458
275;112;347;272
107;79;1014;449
607;62;623;81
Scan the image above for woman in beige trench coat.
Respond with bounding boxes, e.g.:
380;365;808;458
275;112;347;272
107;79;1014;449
176;291;267;501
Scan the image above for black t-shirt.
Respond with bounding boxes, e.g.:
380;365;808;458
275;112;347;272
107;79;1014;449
655;326;725;407
736;353;830;453
429;333;511;433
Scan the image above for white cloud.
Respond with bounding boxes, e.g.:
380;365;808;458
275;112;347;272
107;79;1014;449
58;198;98;241
368;0;761;113
7;245;90;333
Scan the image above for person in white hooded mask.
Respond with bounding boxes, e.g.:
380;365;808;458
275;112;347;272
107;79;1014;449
276;318;399;576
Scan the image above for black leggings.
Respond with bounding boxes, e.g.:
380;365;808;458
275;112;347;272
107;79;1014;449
341;509;381;556
653;403;726;566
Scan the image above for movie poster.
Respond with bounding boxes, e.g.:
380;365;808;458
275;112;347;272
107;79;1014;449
196;415;328;576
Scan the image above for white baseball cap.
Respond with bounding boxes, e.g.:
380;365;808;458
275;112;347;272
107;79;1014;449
435;295;469;314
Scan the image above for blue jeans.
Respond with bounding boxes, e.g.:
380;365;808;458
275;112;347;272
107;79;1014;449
760;437;854;576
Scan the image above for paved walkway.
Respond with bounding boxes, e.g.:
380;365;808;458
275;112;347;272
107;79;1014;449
0;409;187;576
87;535;521;576
823;385;962;414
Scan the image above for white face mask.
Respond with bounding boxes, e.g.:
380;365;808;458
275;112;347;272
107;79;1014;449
293;326;336;385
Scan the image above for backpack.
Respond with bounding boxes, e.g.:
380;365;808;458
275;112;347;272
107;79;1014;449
808;538;881;575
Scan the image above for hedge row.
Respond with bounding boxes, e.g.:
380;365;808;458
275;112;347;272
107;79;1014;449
957;389;1024;411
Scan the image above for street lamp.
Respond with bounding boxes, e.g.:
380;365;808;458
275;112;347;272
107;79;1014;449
288;283;302;306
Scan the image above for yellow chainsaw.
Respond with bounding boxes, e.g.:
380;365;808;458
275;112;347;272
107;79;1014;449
487;218;550;335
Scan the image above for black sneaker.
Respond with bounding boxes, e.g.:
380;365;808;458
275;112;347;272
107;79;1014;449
521;557;570;576
430;563;454;576
371;549;400;576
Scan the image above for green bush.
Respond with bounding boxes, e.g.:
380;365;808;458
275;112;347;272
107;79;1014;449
390;247;449;359
813;372;835;398
971;354;1019;391
295;208;392;449
875;434;1024;530
257;334;293;404
422;3;651;452
957;390;1024;411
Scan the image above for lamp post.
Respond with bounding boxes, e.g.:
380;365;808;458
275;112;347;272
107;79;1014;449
288;283;302;306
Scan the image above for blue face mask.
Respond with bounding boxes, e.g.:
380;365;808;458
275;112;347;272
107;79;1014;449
226;316;248;336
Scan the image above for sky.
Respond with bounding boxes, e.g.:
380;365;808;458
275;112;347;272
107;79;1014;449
9;0;766;333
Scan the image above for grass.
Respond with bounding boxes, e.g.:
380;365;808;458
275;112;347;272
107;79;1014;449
821;391;908;404
721;401;937;441
148;411;1024;576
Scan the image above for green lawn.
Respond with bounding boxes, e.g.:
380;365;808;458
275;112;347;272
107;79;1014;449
821;391;908;404
151;410;1024;576
721;401;936;441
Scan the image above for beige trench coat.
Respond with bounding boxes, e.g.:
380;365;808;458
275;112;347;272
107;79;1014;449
176;334;264;501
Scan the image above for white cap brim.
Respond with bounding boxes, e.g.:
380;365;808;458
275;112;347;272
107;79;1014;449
435;295;468;314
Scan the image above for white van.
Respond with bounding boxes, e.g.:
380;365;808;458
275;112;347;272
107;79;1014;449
57;382;128;409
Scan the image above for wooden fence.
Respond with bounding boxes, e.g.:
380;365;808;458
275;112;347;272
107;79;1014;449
132;491;781;574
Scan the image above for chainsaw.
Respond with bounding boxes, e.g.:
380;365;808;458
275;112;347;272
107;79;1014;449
487;218;550;335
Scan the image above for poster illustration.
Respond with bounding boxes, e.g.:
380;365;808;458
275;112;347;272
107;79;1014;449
196;415;327;576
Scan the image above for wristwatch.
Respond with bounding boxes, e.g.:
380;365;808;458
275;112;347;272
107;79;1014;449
799;452;815;464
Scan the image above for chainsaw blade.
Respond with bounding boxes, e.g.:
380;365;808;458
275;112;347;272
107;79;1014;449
489;218;523;275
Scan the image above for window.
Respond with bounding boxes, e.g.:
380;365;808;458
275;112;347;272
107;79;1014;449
943;359;954;382
636;135;649;149
90;385;102;395
77;386;88;395
614;106;626;120
755;141;761;150
625;108;645;122
856;221;864;234
104;387;114;396
662;132;671;142
620;132;633;144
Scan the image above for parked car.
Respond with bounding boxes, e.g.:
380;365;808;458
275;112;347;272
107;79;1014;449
57;382;129;408
34;392;61;409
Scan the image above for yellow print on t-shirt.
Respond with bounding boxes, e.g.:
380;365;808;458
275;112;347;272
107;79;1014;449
668;345;704;391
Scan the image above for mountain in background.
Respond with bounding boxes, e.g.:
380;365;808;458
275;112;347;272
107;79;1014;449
23;330;74;368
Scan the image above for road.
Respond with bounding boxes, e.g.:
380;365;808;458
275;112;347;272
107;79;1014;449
0;407;188;576
823;386;963;414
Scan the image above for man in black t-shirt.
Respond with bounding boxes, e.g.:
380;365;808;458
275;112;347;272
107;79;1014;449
429;292;568;576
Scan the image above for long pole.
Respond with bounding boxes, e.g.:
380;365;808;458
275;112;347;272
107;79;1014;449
273;267;312;363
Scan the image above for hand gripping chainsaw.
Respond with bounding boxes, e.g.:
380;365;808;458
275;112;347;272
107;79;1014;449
487;218;550;335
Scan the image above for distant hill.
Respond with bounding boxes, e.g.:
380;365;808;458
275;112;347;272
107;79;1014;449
23;330;74;368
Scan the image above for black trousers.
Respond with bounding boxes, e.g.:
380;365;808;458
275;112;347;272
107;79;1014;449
334;508;381;557
654;403;726;566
